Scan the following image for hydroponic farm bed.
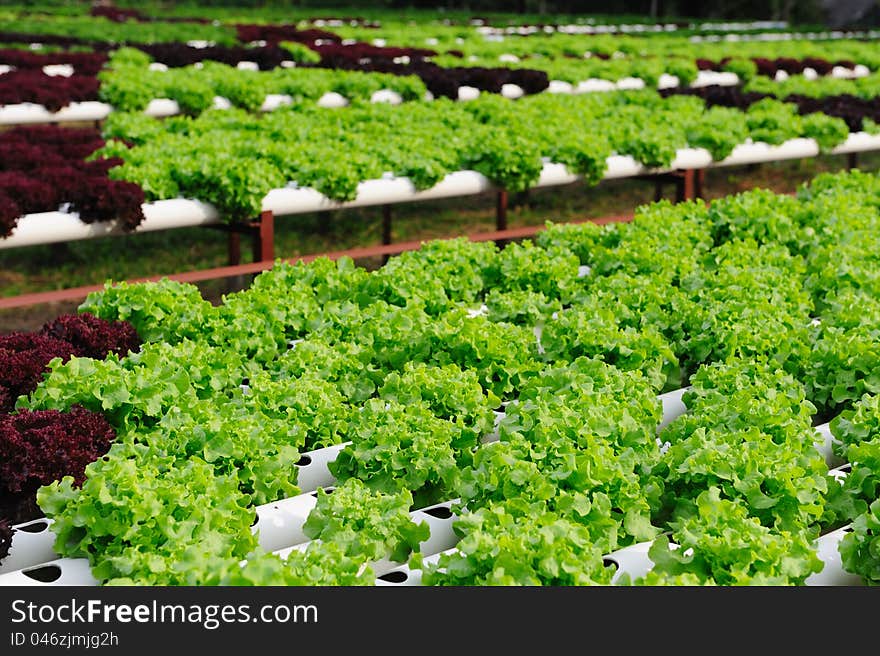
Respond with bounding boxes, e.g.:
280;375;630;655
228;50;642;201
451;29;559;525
4;132;880;251
6;6;880;251
2;168;880;586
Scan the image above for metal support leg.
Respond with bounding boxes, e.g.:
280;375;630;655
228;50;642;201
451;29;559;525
694;169;705;199
654;180;665;202
228;232;241;266
496;190;509;232
381;204;393;264
495;190;509;248
381;204;393;245
225;231;245;293
848;152;859;171
678;169;697;202
252;210;275;263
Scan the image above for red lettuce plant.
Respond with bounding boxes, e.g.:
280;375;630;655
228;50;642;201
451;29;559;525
0;333;76;414
0;313;140;413
0;406;117;494
236;24;339;44
40;312;141;360
0;70;100;111
0;49;107;75
0;127;145;236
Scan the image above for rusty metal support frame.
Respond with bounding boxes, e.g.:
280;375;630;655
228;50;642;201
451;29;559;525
0;167;708;310
381;204;393;264
494;189;510;247
640;169;703;203
203;210;275;266
227;232;241;266
496;190;509;231
0;213;634;310
254;210;275;263
7;145;874;311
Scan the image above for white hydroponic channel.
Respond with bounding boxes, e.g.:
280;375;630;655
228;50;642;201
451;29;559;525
4;132;880;251
0;382;857;587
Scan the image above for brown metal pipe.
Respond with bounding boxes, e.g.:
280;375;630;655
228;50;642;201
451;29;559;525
381;204;393;264
227;232;241;266
496;190;509;232
253;210;275;263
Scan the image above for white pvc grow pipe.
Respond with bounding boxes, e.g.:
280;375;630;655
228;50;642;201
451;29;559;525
657;386;689;431
0;557;98;586
375;523;860;587
0;90;393;125
805;526;863;586
270;500;458;569
0;518;57;575
2;198;220;249
0;100;112;124
263;169;497;216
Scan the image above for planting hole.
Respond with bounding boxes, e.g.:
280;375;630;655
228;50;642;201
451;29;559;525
18;520;49;534
378;571;408;583
296;455;312;467
423;506;453;519
603;558;620;572
242;378;250;386
23;565;62;583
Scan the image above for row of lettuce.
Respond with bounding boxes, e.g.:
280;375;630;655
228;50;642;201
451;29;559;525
5;85;873;239
95;47;880;114
97;87;874;221
3;40;876;115
4;7;879;63
0;168;878;584
0;2;809;31
2;6;879;117
0;310;144;561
